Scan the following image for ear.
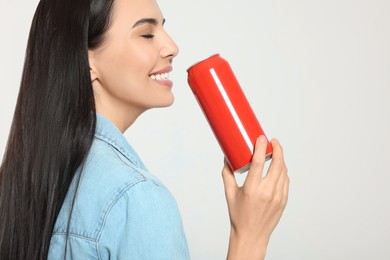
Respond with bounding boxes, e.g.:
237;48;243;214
88;50;99;82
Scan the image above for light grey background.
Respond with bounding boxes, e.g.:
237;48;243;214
1;0;389;259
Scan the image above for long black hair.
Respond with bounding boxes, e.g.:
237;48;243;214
0;0;115;259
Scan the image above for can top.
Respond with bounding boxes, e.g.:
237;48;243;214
186;53;220;72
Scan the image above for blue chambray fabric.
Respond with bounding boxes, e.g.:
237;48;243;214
48;114;190;259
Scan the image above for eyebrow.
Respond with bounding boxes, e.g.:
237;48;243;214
132;18;166;28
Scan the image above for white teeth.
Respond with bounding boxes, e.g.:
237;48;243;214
150;73;170;80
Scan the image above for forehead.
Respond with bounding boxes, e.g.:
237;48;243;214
113;0;164;24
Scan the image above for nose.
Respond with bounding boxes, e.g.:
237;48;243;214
160;31;179;60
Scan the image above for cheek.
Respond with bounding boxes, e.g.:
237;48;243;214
127;43;158;76
95;42;158;100
106;43;157;83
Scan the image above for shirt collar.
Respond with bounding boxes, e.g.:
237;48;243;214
94;113;146;170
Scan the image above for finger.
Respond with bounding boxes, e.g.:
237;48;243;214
263;139;285;184
222;160;238;198
244;135;268;187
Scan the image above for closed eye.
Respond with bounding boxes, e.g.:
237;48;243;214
141;34;154;39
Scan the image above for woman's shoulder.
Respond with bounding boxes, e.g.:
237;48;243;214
52;137;168;240
49;121;189;259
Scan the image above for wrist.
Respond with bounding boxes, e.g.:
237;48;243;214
227;228;270;260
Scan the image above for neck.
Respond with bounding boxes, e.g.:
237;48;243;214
95;101;147;133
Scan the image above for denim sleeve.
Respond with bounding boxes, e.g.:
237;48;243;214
97;180;190;260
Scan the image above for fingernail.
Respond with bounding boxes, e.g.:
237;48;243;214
258;135;267;143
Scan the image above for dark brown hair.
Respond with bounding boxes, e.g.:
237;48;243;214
0;0;115;258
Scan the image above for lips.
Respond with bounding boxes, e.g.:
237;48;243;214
149;66;173;87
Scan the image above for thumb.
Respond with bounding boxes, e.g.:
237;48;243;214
222;160;238;199
245;135;268;187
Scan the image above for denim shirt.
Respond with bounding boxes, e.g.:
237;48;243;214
48;114;190;259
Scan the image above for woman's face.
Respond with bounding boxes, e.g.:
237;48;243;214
89;0;179;130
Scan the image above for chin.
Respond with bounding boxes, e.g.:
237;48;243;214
160;96;175;107
150;94;175;109
163;92;175;106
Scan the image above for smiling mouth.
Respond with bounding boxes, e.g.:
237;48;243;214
149;66;173;87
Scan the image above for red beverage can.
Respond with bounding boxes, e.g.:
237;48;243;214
187;54;272;173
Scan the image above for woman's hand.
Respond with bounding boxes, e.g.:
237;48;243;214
222;136;289;260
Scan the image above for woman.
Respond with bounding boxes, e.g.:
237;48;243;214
0;0;289;259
